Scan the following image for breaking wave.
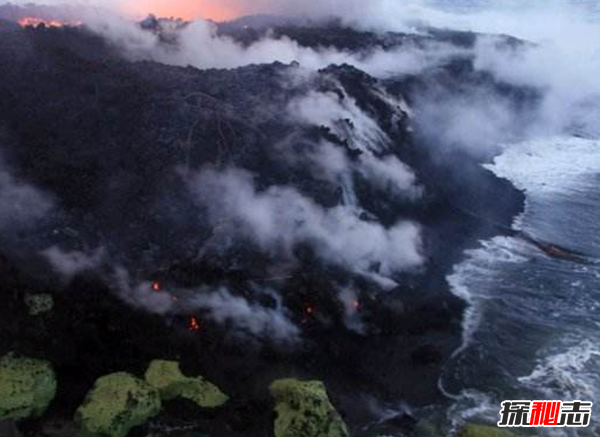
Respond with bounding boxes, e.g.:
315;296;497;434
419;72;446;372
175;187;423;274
444;137;600;436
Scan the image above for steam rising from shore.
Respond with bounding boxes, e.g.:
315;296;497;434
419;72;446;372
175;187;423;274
188;167;423;278
65;0;599;145
10;1;599;145
3;0;599;344
0;145;54;231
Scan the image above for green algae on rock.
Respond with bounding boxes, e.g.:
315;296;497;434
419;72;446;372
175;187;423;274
0;353;57;421
460;423;522;437
144;360;228;408
75;372;161;437
269;378;348;437
24;293;54;316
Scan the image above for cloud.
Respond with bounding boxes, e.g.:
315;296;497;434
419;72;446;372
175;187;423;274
41;246;106;281
338;286;365;334
187;287;300;344
290;90;391;153
472;34;600;138
68;0;599;148
286;88;422;199
17;1;462;79
187;167;423;282
412;83;522;157
0;154;54;232
113;266;177;315
112;267;300;344
81;12;447;74
5;0;599;342
412;16;600;156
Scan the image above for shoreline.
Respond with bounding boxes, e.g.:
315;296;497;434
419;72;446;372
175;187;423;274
0;24;528;437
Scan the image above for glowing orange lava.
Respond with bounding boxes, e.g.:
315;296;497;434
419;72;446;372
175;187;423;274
188;317;201;332
122;0;242;21
18;17;81;28
151;281;161;292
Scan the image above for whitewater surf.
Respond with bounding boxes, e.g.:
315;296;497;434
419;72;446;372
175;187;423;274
444;136;600;436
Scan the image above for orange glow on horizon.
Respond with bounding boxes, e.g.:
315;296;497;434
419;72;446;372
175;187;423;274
18;17;82;28
122;0;242;21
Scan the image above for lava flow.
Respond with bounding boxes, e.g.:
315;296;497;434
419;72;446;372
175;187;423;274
18;17;81;28
188;317;201;332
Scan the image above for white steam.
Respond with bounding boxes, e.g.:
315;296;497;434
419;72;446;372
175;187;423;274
0;154;53;231
6;0;599;344
287;88;421;199
79;10;469;77
187;287;300;344
473;34;600;138
114;266;176;315
42;246;105;281
64;0;600;146
39;251;300;343
291;91;391;154
413;83;521;157
114;267;299;344
187;167;423;282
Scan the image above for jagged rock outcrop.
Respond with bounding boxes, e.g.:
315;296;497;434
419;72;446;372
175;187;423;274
0;353;56;421
144;359;228;408
269;378;348;437
75;373;161;437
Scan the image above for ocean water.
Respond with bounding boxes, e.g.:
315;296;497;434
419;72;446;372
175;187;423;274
442;137;600;436
412;2;600;434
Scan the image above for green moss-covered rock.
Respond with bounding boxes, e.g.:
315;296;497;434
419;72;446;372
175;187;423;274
0;353;57;421
460;423;522;437
24;293;54;316
144;360;228;408
75;372;161;437
269;378;348;437
144;360;186;401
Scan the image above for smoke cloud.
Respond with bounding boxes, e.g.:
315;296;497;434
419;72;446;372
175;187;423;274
0;151;54;231
187;167;423;283
42;246;106;281
113;267;300;344
187;287;300;344
59;0;598;148
287;89;422;199
4;0;599;345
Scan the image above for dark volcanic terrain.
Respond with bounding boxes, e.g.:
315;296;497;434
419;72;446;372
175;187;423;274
0;15;527;437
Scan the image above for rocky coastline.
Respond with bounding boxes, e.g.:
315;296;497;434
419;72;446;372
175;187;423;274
0;20;526;437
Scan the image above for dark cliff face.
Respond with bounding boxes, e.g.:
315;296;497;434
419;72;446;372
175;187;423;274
0;27;415;279
0;22;525;436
